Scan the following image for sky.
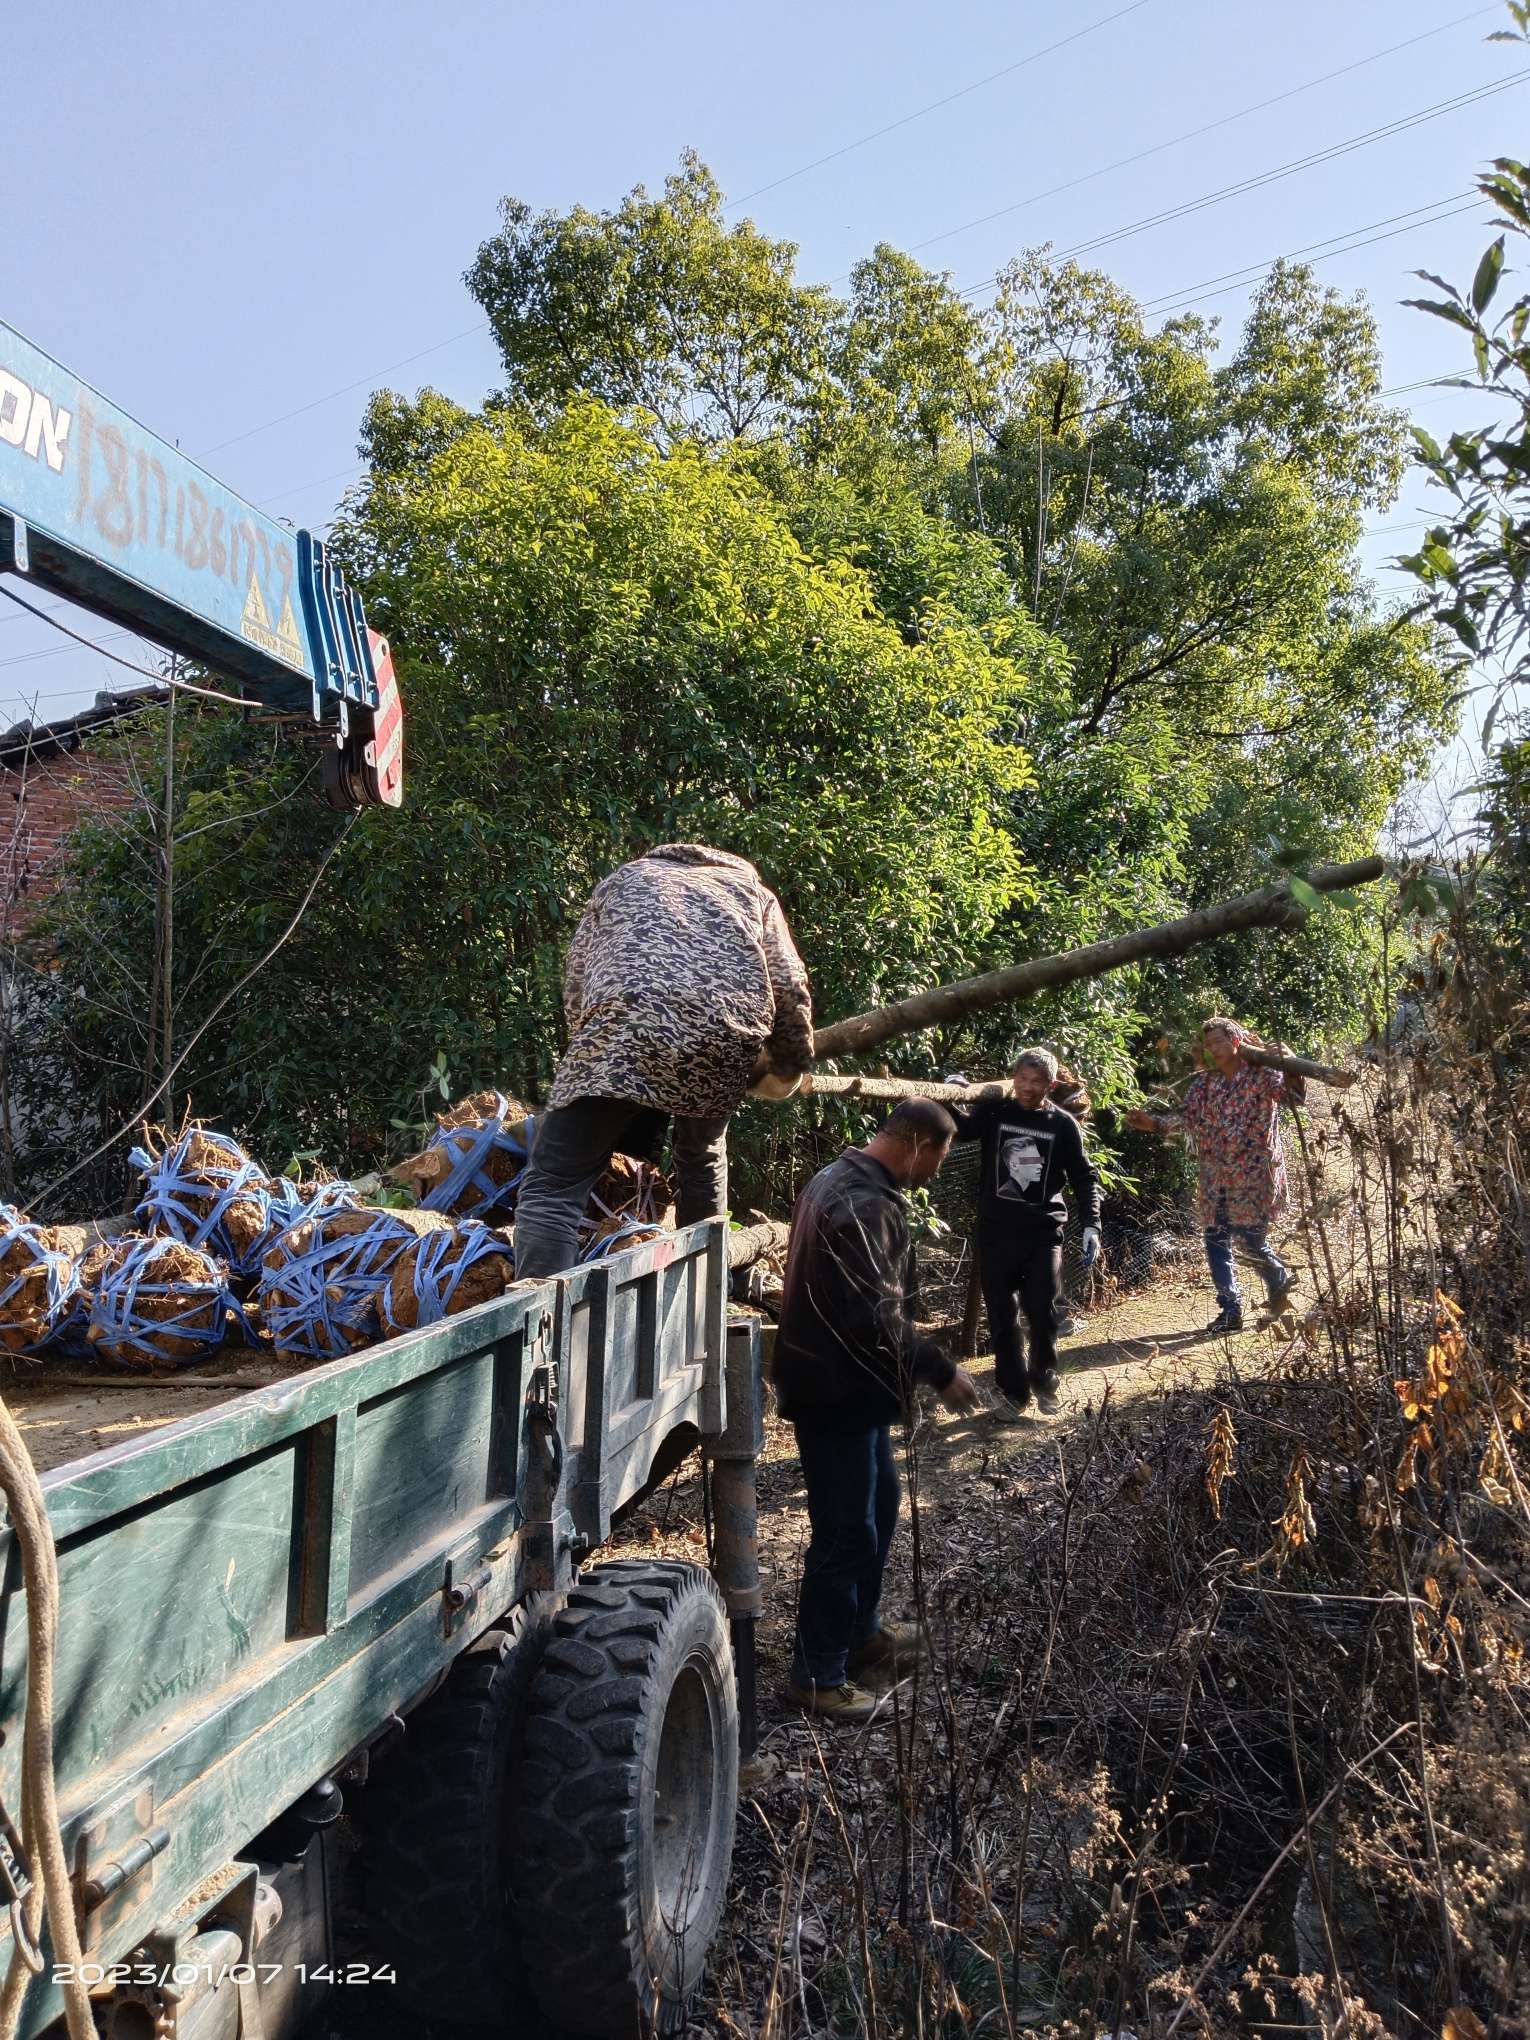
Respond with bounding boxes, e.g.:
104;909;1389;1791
2;0;1524;822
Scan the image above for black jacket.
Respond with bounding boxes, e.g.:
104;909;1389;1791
772;1148;956;1429
950;1094;1101;1241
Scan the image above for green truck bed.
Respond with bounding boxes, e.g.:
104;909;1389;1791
0;1218;730;2038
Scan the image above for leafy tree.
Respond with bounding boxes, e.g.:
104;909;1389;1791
466;152;839;445
25;400;1055;1195
1396;4;1530;1056
467;153;997;477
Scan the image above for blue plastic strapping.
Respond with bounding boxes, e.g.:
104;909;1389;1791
87;1237;242;1370
401;1222;514;1327
578;1219;663;1265
268;1177;360;1229
0;1202;80;1354
130;1129;275;1279
261;1210;422;1361
419;1096;535;1220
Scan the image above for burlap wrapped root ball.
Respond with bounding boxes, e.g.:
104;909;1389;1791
0;1203;81;1358
389;1091;536;1221
80;1234;240;1372
260;1207;450;1361
579;1152;675;1261
383;1221;517;1335
131;1122;276;1278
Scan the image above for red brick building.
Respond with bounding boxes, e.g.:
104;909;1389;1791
1;689;166;932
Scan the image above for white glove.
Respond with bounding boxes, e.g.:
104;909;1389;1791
1081;1227;1101;1268
748;1068;806;1101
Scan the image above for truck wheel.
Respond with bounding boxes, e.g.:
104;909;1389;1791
511;1559;738;2037
363;1595;562;2026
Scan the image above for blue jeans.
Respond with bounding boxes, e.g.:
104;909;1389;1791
1203;1197;1291;1308
790;1422;900;1687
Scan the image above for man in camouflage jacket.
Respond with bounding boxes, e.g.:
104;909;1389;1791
513;843;815;1279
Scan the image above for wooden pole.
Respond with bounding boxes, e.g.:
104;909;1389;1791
1241;1045;1357;1089
959;1256;985;1359
798;1073;1004;1106
808;858;1385;1064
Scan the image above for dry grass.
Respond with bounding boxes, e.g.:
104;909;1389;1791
615;975;1529;2037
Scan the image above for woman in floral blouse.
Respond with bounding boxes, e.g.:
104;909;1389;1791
1126;1016;1304;1334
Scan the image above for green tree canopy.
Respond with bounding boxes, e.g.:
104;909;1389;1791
27;398;1055;1192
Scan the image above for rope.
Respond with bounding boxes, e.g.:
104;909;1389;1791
418;1098;535;1220
401;1223;514;1324
0;1210;79;1356
0;1397;95;2040
129;1130;274;1279
86;1240;242;1370
260;1212;421;1360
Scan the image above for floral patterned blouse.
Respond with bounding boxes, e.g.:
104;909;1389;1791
1170;1062;1304;1228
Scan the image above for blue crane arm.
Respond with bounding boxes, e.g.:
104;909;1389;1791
0;320;401;808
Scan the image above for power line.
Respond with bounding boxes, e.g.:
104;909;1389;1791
198;323;488;459
0;588;259;708
895;5;1502;267
731;0;1159;208
956;70;1530;302
34;811;361;1215
1151;199;1491;314
1138;193;1481;312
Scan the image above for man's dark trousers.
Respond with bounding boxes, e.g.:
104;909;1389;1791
978;1225;1062;1399
513;1095;730;1280
789;1421;899;1687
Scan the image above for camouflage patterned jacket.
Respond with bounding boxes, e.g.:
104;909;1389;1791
547;845;815;1120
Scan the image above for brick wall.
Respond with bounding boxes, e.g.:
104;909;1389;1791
2;743;143;930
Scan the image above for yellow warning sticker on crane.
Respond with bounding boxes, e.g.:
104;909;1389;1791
241;575;306;668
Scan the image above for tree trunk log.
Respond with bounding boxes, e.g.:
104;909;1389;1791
809;858;1384;1063
1241;1046;1357;1089
727;1218;790;1269
798;1073;1005;1105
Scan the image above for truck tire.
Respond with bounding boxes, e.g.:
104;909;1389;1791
511;1559;738;2037
363;1596;562;2027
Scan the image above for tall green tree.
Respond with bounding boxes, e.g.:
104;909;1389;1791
26;399;1055;1194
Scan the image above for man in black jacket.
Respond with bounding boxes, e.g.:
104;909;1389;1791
952;1048;1101;1418
773;1100;981;1722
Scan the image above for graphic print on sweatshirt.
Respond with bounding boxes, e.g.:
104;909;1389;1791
996;1123;1057;1204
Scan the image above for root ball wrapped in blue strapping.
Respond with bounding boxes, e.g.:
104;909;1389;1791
389;1091;536;1222
267;1174;361;1231
80;1234;240;1372
130;1122;276;1278
578;1152;674;1259
578;1219;665;1265
0;1203;81;1358
260;1207;450;1361
383;1221;517;1335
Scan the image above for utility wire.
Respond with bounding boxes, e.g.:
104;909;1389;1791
92;8;1507;483
731;0;1158;207
199;324;488;458
899;4;1503;265
33;813;361;1215
0;588;259;708
957;71;1530;301
1139;193;1481;311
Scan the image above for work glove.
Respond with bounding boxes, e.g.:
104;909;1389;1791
1081;1226;1102;1269
748;1068;806;1101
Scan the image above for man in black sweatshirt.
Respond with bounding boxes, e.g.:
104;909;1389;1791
773;1100;981;1722
951;1048;1101;1418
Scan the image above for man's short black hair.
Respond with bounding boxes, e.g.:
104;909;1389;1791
882;1099;957;1146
